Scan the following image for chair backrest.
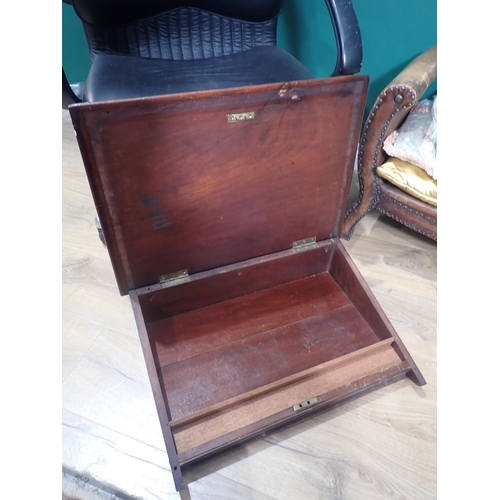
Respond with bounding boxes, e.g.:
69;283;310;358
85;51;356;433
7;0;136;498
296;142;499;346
71;0;285;61
72;0;285;26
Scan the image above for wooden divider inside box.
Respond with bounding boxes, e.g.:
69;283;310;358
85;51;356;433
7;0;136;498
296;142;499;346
133;239;411;465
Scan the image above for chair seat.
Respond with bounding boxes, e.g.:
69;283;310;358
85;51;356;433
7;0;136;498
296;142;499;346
84;46;314;102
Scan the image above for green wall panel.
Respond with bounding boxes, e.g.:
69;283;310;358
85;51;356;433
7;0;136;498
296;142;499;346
62;0;437;110
62;3;91;83
277;0;437;112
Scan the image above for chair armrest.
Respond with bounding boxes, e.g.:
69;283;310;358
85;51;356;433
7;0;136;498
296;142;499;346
342;46;437;239
62;67;82;109
385;46;437;101
362;46;437;171
324;0;363;75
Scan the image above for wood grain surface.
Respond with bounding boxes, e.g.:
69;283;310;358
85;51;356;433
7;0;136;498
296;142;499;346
62;109;437;499
69;77;367;294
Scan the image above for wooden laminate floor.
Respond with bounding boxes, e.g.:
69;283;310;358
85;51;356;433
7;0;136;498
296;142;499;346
62;109;437;500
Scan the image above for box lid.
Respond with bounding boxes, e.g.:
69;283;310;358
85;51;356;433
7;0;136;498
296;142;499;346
70;76;368;294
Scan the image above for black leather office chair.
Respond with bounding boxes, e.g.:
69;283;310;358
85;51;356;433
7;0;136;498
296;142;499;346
63;0;364;245
62;0;362;107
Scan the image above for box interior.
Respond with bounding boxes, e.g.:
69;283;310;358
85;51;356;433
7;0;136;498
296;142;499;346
135;239;410;465
68;75;424;490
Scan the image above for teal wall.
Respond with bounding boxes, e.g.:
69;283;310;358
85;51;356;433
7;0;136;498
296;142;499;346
277;0;437;112
62;3;91;83
62;0;437;110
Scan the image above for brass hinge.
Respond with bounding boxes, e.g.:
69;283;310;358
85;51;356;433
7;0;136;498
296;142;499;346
292;237;318;253
159;269;190;289
293;396;319;412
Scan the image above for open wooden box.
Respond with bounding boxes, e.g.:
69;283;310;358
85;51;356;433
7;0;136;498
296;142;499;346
69;76;425;491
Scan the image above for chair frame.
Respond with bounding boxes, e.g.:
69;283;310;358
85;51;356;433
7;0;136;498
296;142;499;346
342;46;437;241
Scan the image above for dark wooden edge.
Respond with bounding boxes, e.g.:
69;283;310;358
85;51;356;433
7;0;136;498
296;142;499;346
329;240;426;386
334;74;369;237
135;240;335;297
177;362;410;467
135;240;336;327
342;46;437;241
69;106;131;295
69;74;368;113
129;290;184;491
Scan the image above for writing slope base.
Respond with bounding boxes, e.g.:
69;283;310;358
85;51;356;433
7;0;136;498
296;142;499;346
130;238;424;490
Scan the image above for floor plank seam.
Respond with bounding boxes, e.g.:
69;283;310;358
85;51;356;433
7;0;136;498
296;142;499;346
63;411;168;456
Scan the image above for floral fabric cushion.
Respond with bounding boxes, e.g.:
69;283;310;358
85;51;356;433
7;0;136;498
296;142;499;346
383;96;437;180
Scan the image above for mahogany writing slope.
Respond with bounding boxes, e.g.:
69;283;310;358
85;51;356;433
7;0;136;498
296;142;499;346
69;76;425;491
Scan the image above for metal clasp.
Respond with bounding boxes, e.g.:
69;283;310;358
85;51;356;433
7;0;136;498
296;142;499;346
293;397;319;412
